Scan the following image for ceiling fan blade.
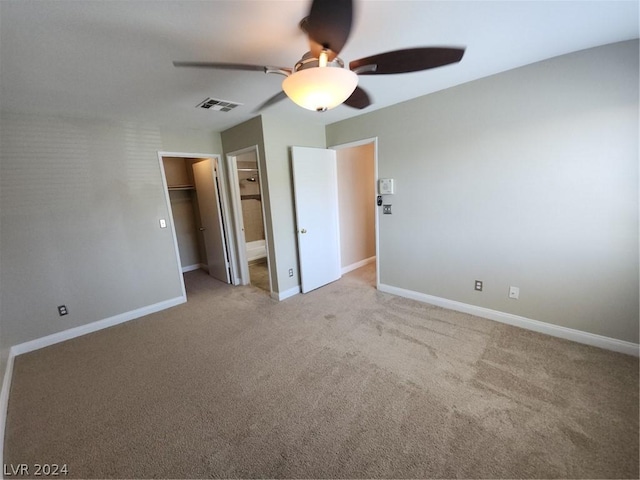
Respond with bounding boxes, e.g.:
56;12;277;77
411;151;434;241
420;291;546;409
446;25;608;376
343;86;371;109
304;0;353;57
349;47;465;75
173;61;290;74
253;91;288;113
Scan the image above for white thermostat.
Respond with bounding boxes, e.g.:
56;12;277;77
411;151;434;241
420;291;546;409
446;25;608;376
378;178;395;195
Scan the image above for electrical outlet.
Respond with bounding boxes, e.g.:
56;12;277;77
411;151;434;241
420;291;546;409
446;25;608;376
288;268;294;277
383;204;392;214
509;286;520;299
474;280;483;291
57;305;68;316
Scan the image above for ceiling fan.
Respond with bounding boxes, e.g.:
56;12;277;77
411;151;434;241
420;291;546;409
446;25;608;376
174;0;465;113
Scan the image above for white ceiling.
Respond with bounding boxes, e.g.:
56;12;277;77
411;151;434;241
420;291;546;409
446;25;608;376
1;0;638;132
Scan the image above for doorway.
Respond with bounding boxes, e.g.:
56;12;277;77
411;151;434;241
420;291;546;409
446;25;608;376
331;138;378;288
290;139;378;294
158;152;234;293
226;146;272;294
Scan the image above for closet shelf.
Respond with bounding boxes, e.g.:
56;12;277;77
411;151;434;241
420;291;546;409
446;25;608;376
168;184;195;191
240;194;261;201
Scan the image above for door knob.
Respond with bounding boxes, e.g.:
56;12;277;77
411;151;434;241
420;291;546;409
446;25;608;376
199;227;206;231
300;229;307;234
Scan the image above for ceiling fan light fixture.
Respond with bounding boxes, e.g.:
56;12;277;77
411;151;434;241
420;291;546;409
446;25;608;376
282;66;358;112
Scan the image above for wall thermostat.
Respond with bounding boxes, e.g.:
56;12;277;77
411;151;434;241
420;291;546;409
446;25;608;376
378;178;395;195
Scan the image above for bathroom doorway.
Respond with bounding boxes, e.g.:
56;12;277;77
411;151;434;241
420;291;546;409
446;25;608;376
226;146;272;293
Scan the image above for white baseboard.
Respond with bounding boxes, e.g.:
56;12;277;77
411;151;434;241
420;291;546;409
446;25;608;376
341;256;376;275
181;264;201;273
272;285;301;301
378;283;639;357
11;296;186;357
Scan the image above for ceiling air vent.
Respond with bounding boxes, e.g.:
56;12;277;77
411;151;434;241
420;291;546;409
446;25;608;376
196;97;243;112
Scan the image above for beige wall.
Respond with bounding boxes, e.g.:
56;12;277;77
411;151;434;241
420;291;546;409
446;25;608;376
336;143;376;269
168;190;203;268
241;199;265;243
0;113;222;385
327;40;639;344
163;156;195;186
159;128;223;155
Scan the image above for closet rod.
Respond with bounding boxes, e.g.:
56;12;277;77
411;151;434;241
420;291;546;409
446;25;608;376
240;194;261;201
237;168;258;172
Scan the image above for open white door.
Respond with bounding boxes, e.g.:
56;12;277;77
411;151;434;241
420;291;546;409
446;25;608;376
192;159;230;283
291;146;341;293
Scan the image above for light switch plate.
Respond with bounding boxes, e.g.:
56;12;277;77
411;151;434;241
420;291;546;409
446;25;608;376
378;178;395;195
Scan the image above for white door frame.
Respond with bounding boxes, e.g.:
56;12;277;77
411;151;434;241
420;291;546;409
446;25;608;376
225;145;272;291
157;151;237;294
328;137;380;289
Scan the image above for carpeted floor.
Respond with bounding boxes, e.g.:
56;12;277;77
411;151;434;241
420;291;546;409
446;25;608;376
4;264;639;479
249;259;270;292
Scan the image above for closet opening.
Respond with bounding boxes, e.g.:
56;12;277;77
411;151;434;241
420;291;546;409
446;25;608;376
158;153;235;294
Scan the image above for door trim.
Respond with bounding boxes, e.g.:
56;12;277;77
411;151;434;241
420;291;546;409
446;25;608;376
328;137;380;289
157;151;236;294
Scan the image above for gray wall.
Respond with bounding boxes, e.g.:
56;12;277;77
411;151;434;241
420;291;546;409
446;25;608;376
326;40;639;344
0;113;222;384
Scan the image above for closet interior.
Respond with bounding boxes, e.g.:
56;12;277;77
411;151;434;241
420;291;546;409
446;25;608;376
163;156;207;272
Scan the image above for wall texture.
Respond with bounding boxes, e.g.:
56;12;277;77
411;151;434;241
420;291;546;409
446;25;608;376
326;40;639;344
0;113;222;384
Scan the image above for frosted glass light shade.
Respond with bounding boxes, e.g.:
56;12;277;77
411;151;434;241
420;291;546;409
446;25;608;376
282;67;358;112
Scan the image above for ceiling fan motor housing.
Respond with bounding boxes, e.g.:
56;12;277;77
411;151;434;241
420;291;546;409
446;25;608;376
293;51;345;72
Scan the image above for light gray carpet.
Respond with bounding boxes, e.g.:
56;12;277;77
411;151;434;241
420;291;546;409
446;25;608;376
4;264;639;478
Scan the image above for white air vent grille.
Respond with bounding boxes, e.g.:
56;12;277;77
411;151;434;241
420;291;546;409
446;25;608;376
196;97;243;112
